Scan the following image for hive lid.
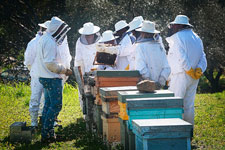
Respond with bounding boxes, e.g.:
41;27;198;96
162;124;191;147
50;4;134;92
118;90;174;103
132;118;192;136
100;86;137;99
126;97;183;109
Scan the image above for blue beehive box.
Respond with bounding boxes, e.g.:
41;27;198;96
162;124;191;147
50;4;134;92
126;97;184;129
132;118;193;150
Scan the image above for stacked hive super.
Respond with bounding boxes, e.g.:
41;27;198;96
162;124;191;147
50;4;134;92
118;90;184;150
100;86;138;143
93;71;140;135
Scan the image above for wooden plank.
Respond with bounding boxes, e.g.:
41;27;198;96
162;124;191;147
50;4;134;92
102;100;120;114
118;90;175;103
95;70;140;77
126;97;183;109
101;115;121;143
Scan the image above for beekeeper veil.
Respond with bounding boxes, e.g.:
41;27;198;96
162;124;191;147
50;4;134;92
47;16;71;45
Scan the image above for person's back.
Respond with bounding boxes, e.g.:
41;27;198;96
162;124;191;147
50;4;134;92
36;32;61;78
136;41;170;84
167;29;204;74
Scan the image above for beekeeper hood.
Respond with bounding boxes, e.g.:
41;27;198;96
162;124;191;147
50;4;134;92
47;16;71;45
38;20;51;29
79;22;101;45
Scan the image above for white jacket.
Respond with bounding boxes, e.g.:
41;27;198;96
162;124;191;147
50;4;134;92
135;40;171;86
35;32;64;78
74;38;98;75
57;36;72;81
24;33;41;77
116;34;133;70
166;29;207;75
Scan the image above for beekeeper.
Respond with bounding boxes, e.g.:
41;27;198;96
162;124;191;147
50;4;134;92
166;15;207;125
74;22;100;113
135;20;171;88
97;30;118;70
36;16;72;142
114;20;133;70
24;20;50;127
127;16;143;70
74;22;100;75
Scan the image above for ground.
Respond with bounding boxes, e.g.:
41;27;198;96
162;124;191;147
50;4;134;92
0;83;224;150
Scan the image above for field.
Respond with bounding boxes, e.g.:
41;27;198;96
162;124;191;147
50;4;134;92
0;83;224;150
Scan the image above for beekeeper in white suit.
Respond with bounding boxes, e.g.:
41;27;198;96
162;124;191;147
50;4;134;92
36;16;72;142
135;20;171;88
127;16;143;70
166;15;207;125
24;20;50;127
114;20;133;70
74;22;100;113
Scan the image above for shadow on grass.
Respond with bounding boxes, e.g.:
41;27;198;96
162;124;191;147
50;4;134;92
2;118;107;150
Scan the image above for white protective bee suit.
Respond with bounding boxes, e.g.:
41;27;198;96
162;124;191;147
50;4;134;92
135;38;171;86
38;36;71;115
74;35;100;111
166;29;207;124
116;33;133;70
24;32;44;126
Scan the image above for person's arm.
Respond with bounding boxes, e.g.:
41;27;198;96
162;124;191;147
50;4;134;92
196;40;207;72
117;34;132;57
135;46;150;79
158;48;171;86
24;40;36;70
175;34;191;71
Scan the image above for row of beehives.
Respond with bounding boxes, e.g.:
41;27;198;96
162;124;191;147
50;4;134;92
88;70;192;150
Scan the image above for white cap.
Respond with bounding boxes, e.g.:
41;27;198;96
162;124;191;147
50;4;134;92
78;22;100;35
170;15;193;27
127;16;144;32
99;30;118;43
136;20;160;33
114;20;129;33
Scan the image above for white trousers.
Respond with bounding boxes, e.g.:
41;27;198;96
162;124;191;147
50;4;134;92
29;76;43;126
169;72;199;125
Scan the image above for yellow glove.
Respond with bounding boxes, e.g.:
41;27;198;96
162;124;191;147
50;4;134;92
185;68;197;80
195;68;203;79
125;64;130;70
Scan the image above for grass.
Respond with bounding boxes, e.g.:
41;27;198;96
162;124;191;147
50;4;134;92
0;82;224;150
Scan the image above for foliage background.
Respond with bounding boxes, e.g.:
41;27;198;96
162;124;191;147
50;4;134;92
0;0;225;92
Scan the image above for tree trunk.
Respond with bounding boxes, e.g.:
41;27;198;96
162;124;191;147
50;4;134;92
204;67;224;93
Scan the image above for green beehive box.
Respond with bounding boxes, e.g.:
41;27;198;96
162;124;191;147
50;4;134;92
118;118;135;150
95;70;140;77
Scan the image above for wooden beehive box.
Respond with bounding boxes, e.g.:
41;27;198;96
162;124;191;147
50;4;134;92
126;97;184;129
132;118;193;150
117;90;175;120
101;113;121;143
100;86;137;115
94;71;140;105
